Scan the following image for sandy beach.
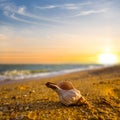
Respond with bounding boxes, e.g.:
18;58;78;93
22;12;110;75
0;65;120;120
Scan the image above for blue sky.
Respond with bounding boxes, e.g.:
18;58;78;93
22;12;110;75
0;0;119;27
0;0;120;63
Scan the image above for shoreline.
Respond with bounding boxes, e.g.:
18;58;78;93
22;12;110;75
0;65;120;119
0;65;105;85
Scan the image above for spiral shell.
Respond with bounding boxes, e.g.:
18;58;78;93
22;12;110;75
46;81;88;106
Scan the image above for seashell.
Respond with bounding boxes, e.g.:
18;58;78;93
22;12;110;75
46;81;88;106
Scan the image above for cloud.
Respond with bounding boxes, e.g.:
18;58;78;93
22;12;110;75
74;9;107;16
3;12;52;26
0;1;109;25
0;2;61;24
36;5;57;9
62;4;78;10
9;13;39;24
17;6;26;14
35;2;92;10
36;3;79;10
1;3;26;16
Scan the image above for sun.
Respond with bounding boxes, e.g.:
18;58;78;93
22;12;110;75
98;52;118;65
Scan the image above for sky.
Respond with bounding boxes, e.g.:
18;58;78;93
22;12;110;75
0;0;120;64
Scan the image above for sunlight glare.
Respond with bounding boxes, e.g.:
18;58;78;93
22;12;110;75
98;53;118;65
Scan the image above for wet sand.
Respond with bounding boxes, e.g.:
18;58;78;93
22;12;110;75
0;65;120;119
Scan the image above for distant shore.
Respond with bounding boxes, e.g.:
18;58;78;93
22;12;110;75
0;65;120;119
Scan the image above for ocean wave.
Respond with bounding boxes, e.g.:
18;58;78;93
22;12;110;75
0;65;102;82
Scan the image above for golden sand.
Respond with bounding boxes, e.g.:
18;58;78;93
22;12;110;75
0;65;120;119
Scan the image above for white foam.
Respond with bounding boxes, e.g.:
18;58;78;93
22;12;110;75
0;66;102;82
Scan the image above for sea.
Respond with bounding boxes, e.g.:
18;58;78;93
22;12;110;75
0;64;103;82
